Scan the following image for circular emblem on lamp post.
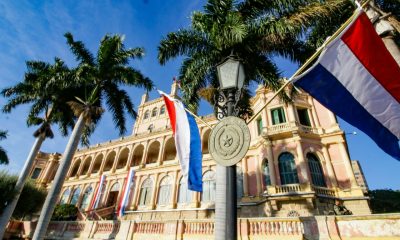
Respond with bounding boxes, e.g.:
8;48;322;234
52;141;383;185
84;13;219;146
209;116;250;166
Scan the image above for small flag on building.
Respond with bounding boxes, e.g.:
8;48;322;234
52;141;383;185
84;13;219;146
117;168;135;217
89;174;106;210
293;10;400;160
159;90;203;192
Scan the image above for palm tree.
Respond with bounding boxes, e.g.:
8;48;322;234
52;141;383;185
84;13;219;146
32;33;153;240
0;59;77;238
0;130;9;165
304;0;400;64
157;0;345;238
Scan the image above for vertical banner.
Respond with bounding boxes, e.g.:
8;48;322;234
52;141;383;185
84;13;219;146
89;174;106;210
117;168;135;217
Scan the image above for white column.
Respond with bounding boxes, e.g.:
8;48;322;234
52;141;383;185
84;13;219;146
111;148;121;173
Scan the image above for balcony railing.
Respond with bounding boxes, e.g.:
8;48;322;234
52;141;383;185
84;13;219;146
268;183;312;195
312;186;336;197
266;122;320;136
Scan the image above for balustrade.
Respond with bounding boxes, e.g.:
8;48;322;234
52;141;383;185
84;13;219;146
248;218;303;236
312;186;336;197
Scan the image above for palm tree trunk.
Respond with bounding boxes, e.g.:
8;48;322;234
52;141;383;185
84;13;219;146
0;135;45;239
32;113;85;240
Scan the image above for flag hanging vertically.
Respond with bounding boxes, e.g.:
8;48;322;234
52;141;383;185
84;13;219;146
293;10;400;161
117;168;135;217
89;174;106;210
158;90;203;192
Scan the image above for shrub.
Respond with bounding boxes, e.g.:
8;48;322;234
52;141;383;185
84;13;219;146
52;204;78;221
0;171;47;219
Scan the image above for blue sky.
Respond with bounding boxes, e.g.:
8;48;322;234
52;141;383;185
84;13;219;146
0;0;398;190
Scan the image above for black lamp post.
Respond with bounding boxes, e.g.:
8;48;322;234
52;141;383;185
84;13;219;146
215;55;245;239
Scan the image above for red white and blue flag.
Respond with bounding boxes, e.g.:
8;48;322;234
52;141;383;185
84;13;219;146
294;10;400;160
159;90;203;192
89;174;106;210
117;168;135;217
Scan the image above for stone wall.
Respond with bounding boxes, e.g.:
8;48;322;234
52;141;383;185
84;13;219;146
5;214;400;239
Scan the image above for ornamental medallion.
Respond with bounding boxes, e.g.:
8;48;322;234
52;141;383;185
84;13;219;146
209;116;250;166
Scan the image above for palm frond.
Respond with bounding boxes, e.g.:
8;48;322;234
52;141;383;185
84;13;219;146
158;30;210;65
0;146;9;165
64;32;95;65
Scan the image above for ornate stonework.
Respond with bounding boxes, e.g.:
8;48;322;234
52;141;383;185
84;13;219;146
209;116;250;166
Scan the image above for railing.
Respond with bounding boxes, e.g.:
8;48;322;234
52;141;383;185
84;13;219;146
8;214;400;239
135;221;164;233
273;184;304;194
298;125;319;134
312;186;336;197
84;205;115;220
266;122;319;136
248;218;304;236
183;220;214;235
267;122;297;135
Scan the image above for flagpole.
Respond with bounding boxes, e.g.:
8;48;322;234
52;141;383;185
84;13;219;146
184;106;214;130
246;0;371;125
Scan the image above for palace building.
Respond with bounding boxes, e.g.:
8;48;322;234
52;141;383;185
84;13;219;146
30;81;370;221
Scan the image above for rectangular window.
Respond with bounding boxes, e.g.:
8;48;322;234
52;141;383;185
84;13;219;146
256;118;263;135
271;107;286;125
31;168;41;179
297;108;311;126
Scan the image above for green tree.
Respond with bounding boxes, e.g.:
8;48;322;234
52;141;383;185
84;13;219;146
0;172;46;219
0;59;77;238
32;33;153;240
51;204;78;221
305;0;400;54
369;189;400;213
0;171;17;214
0;130;9;165
13;180;46;220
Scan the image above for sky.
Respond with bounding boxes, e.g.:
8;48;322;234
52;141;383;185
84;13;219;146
0;0;398;190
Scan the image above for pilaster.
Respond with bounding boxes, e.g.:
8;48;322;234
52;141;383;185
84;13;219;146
295;139;311;183
266;141;276;186
322;145;338;187
338;142;357;188
150;173;160;209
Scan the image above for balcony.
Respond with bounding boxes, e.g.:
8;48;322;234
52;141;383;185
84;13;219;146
265;122;320;137
266;184;337;198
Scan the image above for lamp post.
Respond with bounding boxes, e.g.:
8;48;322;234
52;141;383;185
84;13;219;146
214;55;245;239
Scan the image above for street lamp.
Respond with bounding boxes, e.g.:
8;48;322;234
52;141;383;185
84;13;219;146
217;56;245;90
215;55;245;240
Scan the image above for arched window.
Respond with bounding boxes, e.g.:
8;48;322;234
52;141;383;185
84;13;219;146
157;176;172;205
106;182;120;207
201;171;216;202
178;177;192;204
263;158;271;186
278;152;299;185
79;186;93;210
151;107;158;117
139;178;153;206
144;110;150;120
70;187;81;205
307;153;326;187
237;167;244;199
60;189;70;204
160;105;166;115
